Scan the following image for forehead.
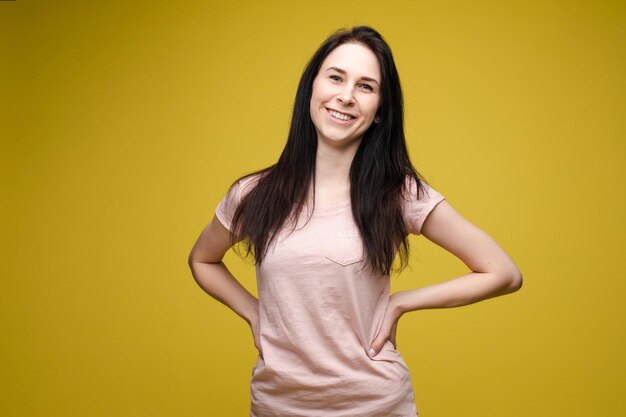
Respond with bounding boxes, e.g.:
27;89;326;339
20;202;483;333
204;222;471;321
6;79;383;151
320;43;381;82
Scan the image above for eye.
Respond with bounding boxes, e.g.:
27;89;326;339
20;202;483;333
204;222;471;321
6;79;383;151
360;83;374;92
329;74;342;82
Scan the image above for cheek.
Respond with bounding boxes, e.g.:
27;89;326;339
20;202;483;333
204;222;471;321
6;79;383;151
313;77;337;100
310;92;321;112
311;77;324;96
365;97;381;118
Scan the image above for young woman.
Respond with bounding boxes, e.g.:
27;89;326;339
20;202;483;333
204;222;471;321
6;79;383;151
188;26;522;417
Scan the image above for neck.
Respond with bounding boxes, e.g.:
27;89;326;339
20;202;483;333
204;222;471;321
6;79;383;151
313;138;361;198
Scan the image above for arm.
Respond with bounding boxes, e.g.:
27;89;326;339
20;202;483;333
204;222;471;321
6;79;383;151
369;200;522;356
188;215;262;356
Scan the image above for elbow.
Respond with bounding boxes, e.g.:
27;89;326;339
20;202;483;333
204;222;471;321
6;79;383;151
504;267;523;293
187;255;205;285
187;252;198;270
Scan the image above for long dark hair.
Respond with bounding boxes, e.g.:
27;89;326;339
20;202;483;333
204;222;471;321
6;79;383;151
227;26;426;276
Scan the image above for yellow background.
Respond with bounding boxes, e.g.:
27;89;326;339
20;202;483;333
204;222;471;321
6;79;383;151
2;1;624;416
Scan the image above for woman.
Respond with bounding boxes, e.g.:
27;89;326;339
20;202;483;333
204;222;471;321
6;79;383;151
188;26;522;417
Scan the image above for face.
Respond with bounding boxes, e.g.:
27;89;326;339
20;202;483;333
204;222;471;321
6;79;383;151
309;42;382;148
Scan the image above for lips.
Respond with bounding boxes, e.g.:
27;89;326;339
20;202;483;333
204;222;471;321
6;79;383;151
326;107;357;123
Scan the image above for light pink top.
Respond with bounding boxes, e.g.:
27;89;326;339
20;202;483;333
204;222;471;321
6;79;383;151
216;174;445;417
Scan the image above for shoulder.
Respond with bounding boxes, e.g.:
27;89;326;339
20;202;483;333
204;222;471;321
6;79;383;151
227;171;266;200
215;171;266;231
401;174;446;235
401;174;442;201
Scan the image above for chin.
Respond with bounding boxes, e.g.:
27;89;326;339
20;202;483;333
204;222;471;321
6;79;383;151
322;135;362;146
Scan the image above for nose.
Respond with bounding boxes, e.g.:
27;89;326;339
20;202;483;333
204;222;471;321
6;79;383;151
337;85;355;106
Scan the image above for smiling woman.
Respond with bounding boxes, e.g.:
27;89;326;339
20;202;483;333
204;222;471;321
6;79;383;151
309;43;381;147
188;26;522;417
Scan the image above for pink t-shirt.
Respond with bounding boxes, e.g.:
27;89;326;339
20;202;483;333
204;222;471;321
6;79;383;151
215;174;445;417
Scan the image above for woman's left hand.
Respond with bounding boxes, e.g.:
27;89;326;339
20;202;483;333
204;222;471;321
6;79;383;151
369;292;404;357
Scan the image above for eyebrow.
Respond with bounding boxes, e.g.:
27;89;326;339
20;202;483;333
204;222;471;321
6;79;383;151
325;66;380;86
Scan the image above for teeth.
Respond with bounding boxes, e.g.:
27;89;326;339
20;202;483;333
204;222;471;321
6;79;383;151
329;110;352;121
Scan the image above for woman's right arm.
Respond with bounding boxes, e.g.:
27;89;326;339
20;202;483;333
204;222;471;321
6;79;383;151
187;215;262;356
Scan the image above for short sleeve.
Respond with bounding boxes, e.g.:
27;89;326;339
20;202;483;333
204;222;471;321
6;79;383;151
403;176;446;235
215;174;261;232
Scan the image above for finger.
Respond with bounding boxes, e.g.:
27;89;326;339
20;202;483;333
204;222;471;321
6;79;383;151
368;331;390;357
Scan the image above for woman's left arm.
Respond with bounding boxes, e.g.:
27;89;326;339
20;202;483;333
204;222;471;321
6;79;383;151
369;200;522;356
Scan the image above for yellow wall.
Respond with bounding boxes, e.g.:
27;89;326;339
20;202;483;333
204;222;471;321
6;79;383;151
2;1;624;416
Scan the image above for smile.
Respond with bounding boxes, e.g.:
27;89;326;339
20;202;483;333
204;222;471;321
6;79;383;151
326;108;356;122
